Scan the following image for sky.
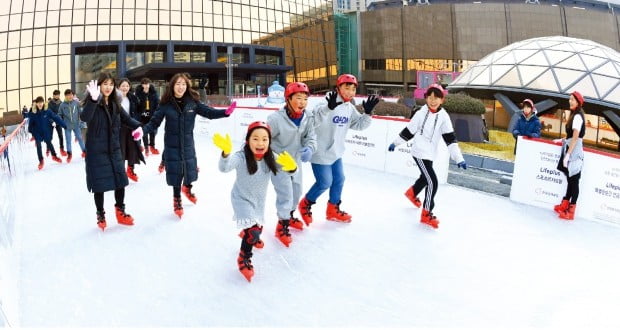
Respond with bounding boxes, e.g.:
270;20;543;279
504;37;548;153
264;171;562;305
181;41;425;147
6;112;620;328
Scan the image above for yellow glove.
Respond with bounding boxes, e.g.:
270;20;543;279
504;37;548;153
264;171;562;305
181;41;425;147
276;151;297;172
212;133;232;155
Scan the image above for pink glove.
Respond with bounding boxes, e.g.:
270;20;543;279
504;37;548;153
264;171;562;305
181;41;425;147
132;127;143;141
225;101;237;115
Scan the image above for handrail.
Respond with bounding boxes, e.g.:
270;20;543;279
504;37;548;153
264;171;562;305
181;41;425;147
0;119;27;154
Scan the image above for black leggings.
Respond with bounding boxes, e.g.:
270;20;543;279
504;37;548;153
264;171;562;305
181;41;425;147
413;157;438;211
94;188;125;212
564;173;581;204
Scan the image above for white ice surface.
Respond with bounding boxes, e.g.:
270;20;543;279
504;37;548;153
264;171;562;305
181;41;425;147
14;119;620;328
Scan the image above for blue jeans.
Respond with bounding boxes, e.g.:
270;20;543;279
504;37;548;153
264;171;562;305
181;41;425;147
65;126;85;154
306;158;345;204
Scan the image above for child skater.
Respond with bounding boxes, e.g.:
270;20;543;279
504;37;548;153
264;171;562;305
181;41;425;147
267;82;316;246
81;73;143;231
213;121;297;282
26;96;66;170
387;83;467;229
142;73;236;218
297;74;378;225
117;78;145;182
553;91;586;220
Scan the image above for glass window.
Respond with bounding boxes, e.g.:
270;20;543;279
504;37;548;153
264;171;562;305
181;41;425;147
58;43;71;55
46;44;57;56
59;10;72;25
110;9;123;24
170;0;180;11
8;31;20;48
98;25;110;41
45;56;58;85
148;9;159;24
0;33;6;49
223;29;233;43
135;25;146;39
0;92;6;115
159;10;169;24
213;28;223;43
174;52;190;63
181;26;192;41
193;12;202;26
84;25;97;42
7;90;19;116
192;0;202;12
171;10;181;24
182;11;192;25
124;0;136;9
60;0;72;10
214;1;222;14
100;0;111;8
20;30;33;47
193;27;202;41
124;9;135;24
123;25;134;40
214;13;222;28
98;8;110;24
33;45;45;57
9;14;21;30
136;9;146;24
33;11;47;28
73;9;85;25
148;0;159;9
135;0;147;8
7;48;19;60
6;61;18;89
203;27;213;42
158;0;168;10
20;59;32;88
223;2;232;15
171;26;181;40
71;26;84;42
84;0;96;8
110;25;122;40
10;0;23;14
0;16;7;32
159;25;170;40
203;13;212;26
58;26;71;43
32;57;45;87
17;11;31;29
46;10;59;27
84;8;98;23
181;0;191;11
74;53;116;83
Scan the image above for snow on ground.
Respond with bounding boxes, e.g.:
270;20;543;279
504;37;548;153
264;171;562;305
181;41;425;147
14;118;620;328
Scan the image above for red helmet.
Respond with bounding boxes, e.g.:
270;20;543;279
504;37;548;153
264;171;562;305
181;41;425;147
247;121;271;135
285;82;310;99
571;91;584;107
522;98;535;111
336;74;358;87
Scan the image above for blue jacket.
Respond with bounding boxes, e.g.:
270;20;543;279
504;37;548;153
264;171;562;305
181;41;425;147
80;98;141;193
512;113;541;138
143;96;229;187
26;109;66;142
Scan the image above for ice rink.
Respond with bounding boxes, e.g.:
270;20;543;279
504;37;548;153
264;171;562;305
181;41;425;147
10;118;620;328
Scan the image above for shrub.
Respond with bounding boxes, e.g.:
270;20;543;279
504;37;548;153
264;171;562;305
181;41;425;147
442;94;485;115
355;100;412;118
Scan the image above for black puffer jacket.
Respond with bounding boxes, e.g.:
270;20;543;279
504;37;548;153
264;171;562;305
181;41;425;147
143;96;228;187
80;97;141;193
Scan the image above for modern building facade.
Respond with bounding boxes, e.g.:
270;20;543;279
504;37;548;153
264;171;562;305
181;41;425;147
0;0;337;121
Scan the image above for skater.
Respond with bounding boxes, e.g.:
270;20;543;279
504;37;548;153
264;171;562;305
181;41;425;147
142;72;236;218
117;78;145;182
213;121;297;282
59;88;86;163
298;73;378;225
80;73;143;231
25;96;66;170
512;98;541;154
47;89;66;156
387;83;467;229
554;91;586;220
136;77;160;156
267;81;316;246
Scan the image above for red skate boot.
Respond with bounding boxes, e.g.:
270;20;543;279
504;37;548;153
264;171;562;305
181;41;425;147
96;211;107;231
239;225;264;249
126;166;138;182
51;155;62;163
554;199;569;214
173;197;183;218
288;211;304;230
150;146;160;155
326;201;352;223
559;204;576;220
275;220;293;247
115;204;135;226
182;185;197;204
60;147;67;156
237;250;254;282
298;197;315;226
37;160;44;170
405;186;422;208
420;209;439;229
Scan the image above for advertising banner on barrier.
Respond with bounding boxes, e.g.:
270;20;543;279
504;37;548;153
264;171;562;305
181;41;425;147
383;118;449;184
231;108;275;143
577;151;620;225
510;137;566;208
342;119;388;172
511;137;620;224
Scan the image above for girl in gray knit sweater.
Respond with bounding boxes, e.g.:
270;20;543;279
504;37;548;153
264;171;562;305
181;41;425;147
213;121;297;283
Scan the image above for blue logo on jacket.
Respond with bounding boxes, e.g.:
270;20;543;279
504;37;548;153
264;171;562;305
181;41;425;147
332;116;349;124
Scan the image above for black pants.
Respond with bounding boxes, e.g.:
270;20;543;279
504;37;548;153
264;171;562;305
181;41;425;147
563;173;581;204
94;188;125;212
54;125;64;149
35;139;56;161
413;157;438;211
143;131;156;147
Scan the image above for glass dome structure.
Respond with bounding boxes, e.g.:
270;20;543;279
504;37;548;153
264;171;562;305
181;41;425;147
449;36;620;110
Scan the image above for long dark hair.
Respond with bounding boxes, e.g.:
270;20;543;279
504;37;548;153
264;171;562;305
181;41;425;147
117;78;133;92
566;105;585;134
161;73;200;104
82;72;121;112
243;127;278;175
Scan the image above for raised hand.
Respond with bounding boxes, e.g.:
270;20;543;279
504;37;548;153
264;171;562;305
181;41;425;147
276;151;297;172
86;80;100;101
213;133;232;155
225;101;237;116
326;91;342;110
362;95;379;115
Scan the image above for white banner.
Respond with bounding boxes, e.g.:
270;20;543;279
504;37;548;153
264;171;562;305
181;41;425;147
342;119;388;172
511;136;620;224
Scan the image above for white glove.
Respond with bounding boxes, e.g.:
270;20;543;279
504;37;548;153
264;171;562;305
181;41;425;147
86;80;100;101
132;127;143;141
563;152;569;168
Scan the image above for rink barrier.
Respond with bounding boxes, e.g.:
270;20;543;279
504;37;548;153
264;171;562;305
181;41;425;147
0;120;28;327
511;136;620;225
202;104;450;185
